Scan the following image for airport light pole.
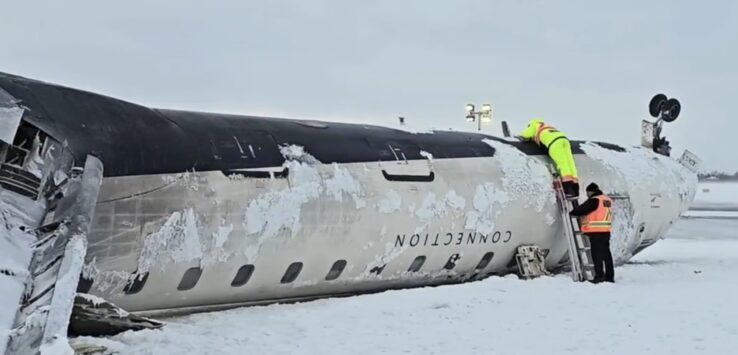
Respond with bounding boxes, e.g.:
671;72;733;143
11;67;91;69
465;103;493;131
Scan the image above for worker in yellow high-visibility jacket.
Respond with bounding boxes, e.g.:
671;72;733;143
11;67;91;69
519;118;580;198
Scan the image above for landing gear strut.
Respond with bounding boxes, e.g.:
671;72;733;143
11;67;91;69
642;93;681;156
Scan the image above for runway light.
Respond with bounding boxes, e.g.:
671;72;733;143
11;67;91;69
465;104;475;113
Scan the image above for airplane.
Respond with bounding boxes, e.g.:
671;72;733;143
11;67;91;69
0;72;698;353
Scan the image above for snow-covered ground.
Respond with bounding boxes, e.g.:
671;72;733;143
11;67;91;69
75;184;738;355
691;181;738;210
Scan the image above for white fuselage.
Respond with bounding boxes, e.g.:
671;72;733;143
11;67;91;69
84;140;696;314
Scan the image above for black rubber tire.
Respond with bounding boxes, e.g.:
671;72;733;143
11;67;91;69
662;98;681;122
649;94;667;118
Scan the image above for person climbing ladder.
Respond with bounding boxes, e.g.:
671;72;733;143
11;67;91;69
518;118;580;198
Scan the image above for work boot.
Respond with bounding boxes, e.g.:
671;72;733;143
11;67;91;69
562;181;579;199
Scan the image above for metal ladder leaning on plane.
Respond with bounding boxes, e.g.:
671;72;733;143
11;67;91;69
514;175;595;281
552;176;595;282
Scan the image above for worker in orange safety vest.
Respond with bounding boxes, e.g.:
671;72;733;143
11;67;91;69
570;183;614;283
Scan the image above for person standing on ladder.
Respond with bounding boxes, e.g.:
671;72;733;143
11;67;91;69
570;183;615;283
518;118;580;198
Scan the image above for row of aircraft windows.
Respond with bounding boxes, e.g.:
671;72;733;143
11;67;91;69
123;252;496;295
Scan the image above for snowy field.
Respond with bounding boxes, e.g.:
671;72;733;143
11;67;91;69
690;181;738;211
77;184;738;355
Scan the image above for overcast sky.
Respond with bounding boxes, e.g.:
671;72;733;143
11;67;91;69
1;1;736;171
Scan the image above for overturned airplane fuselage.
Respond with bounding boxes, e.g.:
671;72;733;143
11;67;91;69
0;72;696;321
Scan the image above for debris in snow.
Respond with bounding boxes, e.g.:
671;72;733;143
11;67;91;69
70;337;126;355
69;294;164;337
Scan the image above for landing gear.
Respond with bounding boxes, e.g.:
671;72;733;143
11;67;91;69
642;93;681;156
649;94;681;122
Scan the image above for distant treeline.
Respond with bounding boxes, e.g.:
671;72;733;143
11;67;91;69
698;171;738;181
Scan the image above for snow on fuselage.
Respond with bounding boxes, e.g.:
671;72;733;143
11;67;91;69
83;140;696;314
0;72;697;315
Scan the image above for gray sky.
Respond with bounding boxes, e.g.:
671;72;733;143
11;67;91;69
2;0;736;171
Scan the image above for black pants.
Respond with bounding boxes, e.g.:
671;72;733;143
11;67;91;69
588;232;614;282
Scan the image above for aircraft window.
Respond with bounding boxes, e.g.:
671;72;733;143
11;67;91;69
177;267;203;291
325;260;347;281
123;272;149;295
444;253;461;270
231;264;256;287
408;256;426;272
475;252;495;270
281;262;303;284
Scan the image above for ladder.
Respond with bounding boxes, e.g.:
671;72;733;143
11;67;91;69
552;178;595;282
